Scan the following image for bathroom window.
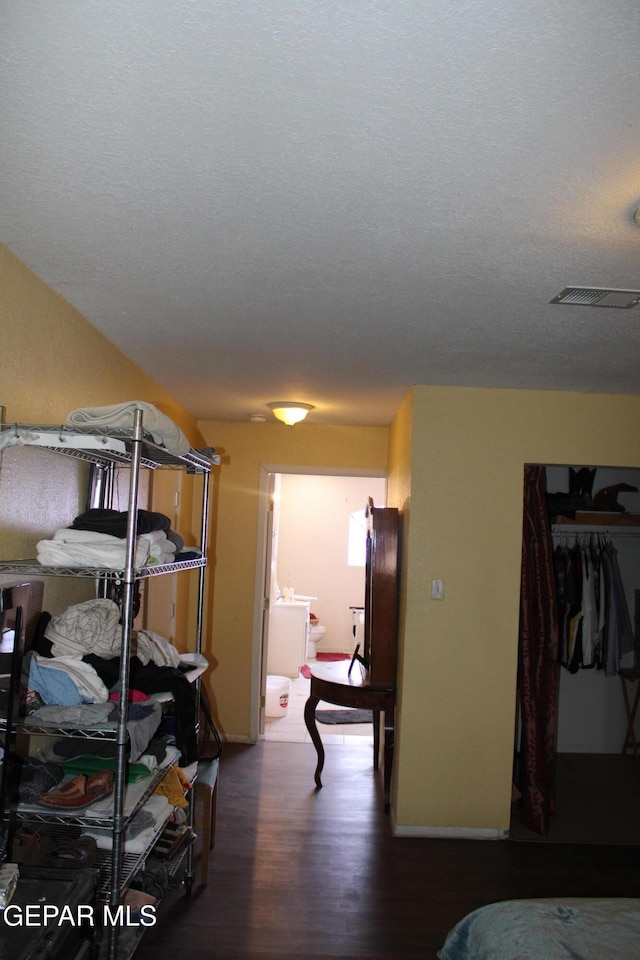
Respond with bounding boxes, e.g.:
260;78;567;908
348;508;368;566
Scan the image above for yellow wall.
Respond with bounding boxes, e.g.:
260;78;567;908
0;245;199;437
0;244;201;626
197;420;389;738
6;243;640;834
391;385;640;834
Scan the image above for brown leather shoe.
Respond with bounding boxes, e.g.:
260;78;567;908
38;774;88;808
38;769;114;809
84;769;114;804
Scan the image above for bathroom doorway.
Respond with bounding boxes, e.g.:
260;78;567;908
252;466;386;742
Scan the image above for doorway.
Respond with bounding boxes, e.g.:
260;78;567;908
251;466;386;743
511;462;640;843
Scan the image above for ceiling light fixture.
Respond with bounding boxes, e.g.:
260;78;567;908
268;401;314;427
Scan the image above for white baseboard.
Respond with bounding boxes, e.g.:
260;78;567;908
392;823;509;840
222;734;255;744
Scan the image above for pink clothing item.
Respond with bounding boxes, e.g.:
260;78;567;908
109;689;150;703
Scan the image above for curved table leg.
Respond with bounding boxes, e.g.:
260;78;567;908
304;693;324;789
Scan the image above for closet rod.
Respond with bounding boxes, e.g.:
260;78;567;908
552;527;640;538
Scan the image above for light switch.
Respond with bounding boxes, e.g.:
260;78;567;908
431;579;445;600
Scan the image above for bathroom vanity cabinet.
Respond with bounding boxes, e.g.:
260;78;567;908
267;600;311;678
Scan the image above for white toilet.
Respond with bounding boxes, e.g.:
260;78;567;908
307;622;325;659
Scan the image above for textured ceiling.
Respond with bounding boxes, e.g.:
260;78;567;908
2;1;640;426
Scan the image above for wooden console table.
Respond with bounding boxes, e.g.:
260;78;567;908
304;659;396;808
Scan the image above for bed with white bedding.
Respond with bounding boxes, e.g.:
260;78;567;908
437;897;640;960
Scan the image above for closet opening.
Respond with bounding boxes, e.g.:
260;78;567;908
511;462;640;844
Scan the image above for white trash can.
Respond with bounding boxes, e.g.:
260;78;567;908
265;675;291;718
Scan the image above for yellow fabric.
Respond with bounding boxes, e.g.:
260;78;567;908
153;765;190;808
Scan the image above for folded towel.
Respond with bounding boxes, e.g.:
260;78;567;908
37;529;151;569
140;530;170;546
83;796;170;852
140;532;177;564
66;402;190;457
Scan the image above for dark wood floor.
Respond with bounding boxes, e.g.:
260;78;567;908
510;751;640;844
135;740;640;960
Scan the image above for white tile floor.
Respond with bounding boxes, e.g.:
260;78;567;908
263;661;374;745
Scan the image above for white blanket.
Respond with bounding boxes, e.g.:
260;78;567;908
66;401;190;457
37;528;151;569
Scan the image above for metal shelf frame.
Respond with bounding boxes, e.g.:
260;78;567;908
0;410;213;960
0;558;207;579
0;421;219;472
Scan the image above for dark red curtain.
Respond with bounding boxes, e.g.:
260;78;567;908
517;464;560;835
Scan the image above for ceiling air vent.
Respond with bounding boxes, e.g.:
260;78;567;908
550;286;640;308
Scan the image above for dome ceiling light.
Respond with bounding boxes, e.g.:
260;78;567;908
268;402;314;427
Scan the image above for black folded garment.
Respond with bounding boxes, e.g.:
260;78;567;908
84;655;199;766
45;737;118;760
70;508;172;538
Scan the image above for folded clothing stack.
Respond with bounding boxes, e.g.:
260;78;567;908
37;528;152;568
71;508;186;560
28;652;109;704
36;507;188;568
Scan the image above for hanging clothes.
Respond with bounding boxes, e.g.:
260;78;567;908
553;534;633;676
601;539;634;676
554;540;584;672
579;545;598;667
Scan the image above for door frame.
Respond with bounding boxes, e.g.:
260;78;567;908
250;464;387;742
